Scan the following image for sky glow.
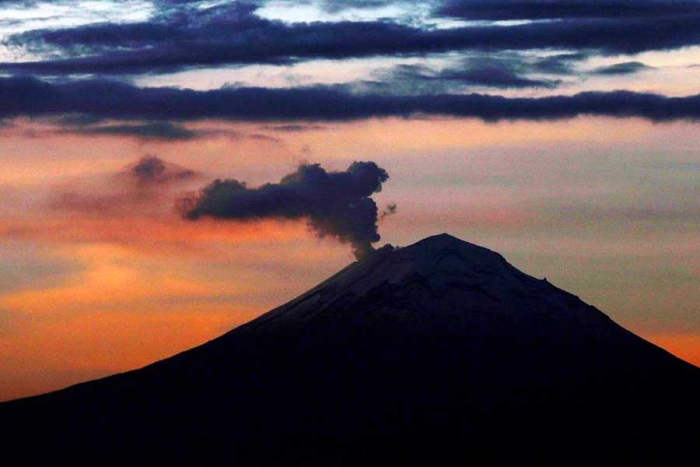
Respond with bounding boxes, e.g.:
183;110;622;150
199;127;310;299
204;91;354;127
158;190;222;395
1;0;699;401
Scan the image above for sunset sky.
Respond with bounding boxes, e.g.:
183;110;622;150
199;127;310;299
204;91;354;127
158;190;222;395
1;0;699;401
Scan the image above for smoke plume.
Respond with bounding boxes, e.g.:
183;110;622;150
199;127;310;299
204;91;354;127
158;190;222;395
130;155;196;184
50;155;198;216
181;162;391;260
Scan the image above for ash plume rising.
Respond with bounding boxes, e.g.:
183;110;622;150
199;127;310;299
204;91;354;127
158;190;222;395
181;162;390;260
132;155;167;181
129;155;196;184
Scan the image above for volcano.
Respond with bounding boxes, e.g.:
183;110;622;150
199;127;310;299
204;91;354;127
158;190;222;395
2;234;699;463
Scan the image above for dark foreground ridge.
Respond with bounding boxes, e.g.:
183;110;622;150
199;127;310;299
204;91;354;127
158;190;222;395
1;234;699;464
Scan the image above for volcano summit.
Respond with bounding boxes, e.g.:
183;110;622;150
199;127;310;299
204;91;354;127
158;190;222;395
2;234;698;463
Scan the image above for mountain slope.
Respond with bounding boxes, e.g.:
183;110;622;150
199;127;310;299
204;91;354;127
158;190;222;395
2;234;698;463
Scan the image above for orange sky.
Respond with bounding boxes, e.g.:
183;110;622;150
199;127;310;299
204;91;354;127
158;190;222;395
1;117;699;401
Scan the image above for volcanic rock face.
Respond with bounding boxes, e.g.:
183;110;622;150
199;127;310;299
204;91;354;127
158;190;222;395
245;233;617;340
2;234;699;463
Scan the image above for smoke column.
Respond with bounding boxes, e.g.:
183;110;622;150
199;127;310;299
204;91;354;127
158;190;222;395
181;161;391;260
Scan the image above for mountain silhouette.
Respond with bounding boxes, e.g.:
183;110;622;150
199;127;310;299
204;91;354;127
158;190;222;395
2;233;699;464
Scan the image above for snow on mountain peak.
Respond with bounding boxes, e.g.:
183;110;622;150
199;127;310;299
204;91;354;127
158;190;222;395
243;233;619;342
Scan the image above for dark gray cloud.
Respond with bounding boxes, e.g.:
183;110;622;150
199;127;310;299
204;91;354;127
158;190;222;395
591;61;652;75
52;115;279;142
531;52;589;74
378;57;563;91
130;155;196;183
2;76;700;122
181;161;390;260
263;124;328;132
52;114;104;126
438;0;700;20
133;155;168;181
2;1;700;76
438;66;560;89
64;121;200;141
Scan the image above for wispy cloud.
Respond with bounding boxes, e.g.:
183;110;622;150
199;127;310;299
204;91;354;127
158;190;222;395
61;121;201;141
364;56;563;94
590;61;652;76
49;155;198;217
